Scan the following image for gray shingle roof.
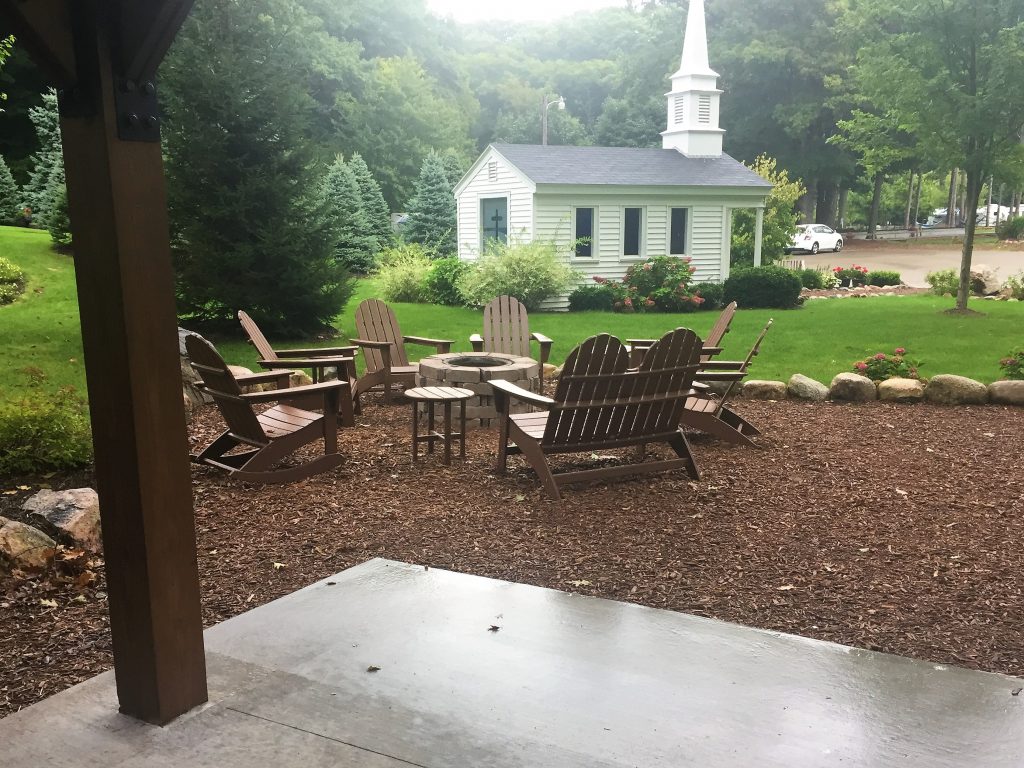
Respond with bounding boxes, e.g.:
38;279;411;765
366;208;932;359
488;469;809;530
492;143;771;189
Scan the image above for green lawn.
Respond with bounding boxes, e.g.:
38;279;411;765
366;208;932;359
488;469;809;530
2;224;1022;405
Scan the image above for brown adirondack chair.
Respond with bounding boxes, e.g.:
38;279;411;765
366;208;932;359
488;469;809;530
351;299;453;403
469;295;554;389
626;301;737;367
238;310;359;423
186;334;348;483
491;328;703;500
680;319;773;447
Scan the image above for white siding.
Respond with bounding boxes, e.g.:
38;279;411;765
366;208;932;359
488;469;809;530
455;149;533;261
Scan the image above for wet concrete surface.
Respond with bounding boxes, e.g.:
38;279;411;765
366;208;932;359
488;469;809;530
2;558;1022;766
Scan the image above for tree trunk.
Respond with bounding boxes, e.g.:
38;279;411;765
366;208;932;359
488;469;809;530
947;169;958;226
903;170;914;229
819;184;838;228
838;187;849;229
986;175;993;226
913;172;922;228
798;178;817;223
867;171;884;239
956;166;985;311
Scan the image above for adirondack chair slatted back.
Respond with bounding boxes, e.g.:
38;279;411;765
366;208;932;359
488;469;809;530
237;310;278;362
717;319;773;404
543;329;700;449
355;299;409;372
481;295;530;357
702;301;737;362
185;335;268;445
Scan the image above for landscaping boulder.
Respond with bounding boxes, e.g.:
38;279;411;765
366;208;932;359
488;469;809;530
22;488;102;552
742;380;788;400
877;377;925;403
829;373;877;402
787;374;828;401
0;517;56;571
542;363;558;379
969;264;1000;295
924;374;988;405
988;380;1024;406
290;371;314;387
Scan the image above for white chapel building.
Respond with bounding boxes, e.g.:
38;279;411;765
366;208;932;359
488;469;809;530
452;0;771;308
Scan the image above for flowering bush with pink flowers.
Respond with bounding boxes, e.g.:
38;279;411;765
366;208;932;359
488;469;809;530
833;264;869;287
998;350;1024;380
592;255;706;313
852;347;921;381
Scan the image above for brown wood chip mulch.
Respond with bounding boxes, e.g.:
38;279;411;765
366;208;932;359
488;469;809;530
2;397;1023;718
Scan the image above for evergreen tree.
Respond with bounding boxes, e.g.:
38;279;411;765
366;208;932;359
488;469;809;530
347;152;394;252
0;155;20;225
404;151;457;256
162;0;352;335
46;183;72;248
23;90;63;226
438;149;467;190
322;156;376;274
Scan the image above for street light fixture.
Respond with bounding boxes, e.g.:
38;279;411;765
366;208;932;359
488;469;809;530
541;94;566;146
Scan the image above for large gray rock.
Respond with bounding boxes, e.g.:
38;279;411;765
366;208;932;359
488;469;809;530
742;380;788;400
787;374;828;401
0;517;56;571
22;488;102;552
877;377;925;403
829;373;877;402
988;380;1024;406
925;374;988;405
970;264;1000;295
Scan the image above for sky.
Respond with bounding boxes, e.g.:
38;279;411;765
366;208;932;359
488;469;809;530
426;0;626;24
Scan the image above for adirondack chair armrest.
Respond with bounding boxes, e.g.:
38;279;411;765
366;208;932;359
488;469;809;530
242;379;349;404
350;338;392;350
489;379;555;413
699;360;745;370
234;370;295;387
530;332;553;348
275;346;358;358
694;371;747;382
260;355;353;370
403;335;453;352
701;346;723;356
469;333;484;352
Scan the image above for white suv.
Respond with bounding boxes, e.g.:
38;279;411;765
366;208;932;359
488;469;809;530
786;224;843;255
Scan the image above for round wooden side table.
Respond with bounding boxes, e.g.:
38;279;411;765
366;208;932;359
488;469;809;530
404;386;473;465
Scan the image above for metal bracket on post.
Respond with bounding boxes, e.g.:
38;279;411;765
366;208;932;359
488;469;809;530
114;78;160;142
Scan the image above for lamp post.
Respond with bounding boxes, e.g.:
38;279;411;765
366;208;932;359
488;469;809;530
541;94;565;146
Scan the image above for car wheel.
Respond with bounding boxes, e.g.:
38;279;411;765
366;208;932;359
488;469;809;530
834;239;843;252
810;242;819;254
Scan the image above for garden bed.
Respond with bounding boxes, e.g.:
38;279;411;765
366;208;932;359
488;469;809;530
2;396;1023;718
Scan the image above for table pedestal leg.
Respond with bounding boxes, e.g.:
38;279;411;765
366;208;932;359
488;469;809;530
459;399;466;459
411;401;419;462
443;401;452;465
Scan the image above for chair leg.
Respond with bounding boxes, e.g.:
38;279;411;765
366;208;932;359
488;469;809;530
667;431;701;480
495;414;511;474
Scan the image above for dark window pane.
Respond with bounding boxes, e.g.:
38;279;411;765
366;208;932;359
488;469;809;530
481;198;508;245
624;207;641;256
575;207;594;257
670;208;687;254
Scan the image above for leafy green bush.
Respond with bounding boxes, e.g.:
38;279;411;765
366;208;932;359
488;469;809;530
376;242;434;303
867;270;902;287
853;347;921;381
0;387;93;474
691;281;725;310
996;215;1024;241
568;284;615;311
832;265;869;286
999;350;1024;380
1001;271;1024;300
0;255;26;305
925;268;959;296
723;266;803;309
798;268;825;289
425;256;468;306
458;239;578;311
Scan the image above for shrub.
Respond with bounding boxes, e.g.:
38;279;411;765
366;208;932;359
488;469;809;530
867;270;902;287
568;284;615;311
925;268;959;296
376;242;434;303
798;268;825;289
1001;271;1024;300
0;387;93;475
996;215;1024;241
691;281;725;310
833;264;869;286
47;184;72;249
0;255;26;305
723;266;803;309
426;256;468;306
623;255;704;312
852;347;921;381
999;350;1024;380
457;239;578;311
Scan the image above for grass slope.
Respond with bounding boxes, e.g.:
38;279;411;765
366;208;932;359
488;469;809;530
2;225;1022;406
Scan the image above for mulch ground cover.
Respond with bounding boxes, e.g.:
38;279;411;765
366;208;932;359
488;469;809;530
2;396;1023;718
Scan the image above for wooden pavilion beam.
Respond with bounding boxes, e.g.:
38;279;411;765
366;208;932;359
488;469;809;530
1;0;206;724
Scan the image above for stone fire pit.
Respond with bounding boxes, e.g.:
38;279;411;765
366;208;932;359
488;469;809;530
418;352;540;425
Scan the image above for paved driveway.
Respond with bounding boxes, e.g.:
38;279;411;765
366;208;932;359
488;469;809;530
801;243;1024;287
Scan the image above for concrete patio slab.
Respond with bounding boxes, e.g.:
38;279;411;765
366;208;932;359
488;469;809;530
2;558;1022;766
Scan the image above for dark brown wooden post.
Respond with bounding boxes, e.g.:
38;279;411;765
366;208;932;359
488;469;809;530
1;2;208;723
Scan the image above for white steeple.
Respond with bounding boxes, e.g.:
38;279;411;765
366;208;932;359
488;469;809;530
661;0;725;157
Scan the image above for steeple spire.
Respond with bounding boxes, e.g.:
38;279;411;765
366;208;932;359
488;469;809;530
661;0;724;157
